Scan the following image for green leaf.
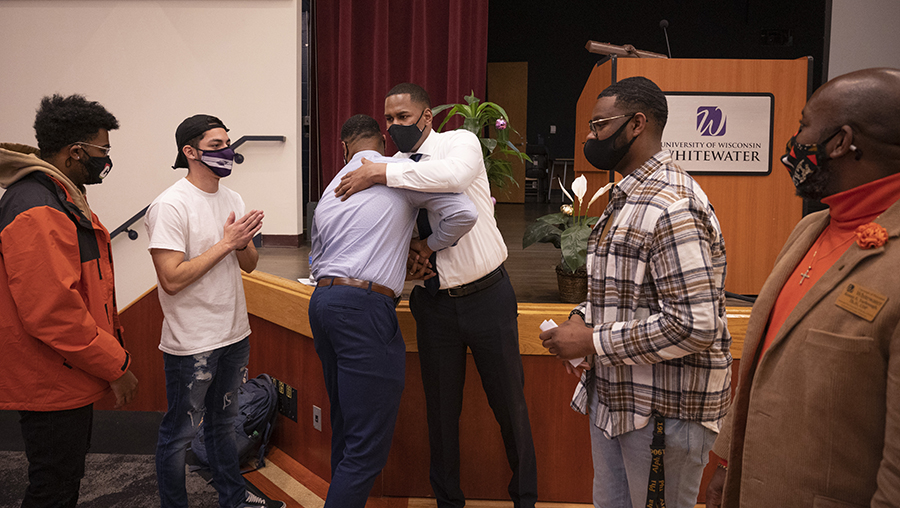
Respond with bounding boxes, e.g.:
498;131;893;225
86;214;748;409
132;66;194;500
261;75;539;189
560;225;593;272
486;158;517;188
436;104;463;132
523;221;562;249
481;137;498;152
534;212;569;226
431;103;454;116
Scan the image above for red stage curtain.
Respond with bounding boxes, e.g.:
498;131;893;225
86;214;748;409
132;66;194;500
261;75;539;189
314;0;489;190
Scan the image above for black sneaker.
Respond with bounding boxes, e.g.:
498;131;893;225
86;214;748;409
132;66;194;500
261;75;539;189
236;490;286;508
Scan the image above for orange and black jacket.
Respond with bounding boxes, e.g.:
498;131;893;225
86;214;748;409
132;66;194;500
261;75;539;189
0;144;131;411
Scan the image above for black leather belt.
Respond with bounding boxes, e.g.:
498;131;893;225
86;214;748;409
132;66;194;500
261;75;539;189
440;267;503;298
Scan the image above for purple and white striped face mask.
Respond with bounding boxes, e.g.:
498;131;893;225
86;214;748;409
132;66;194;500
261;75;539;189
199;146;239;177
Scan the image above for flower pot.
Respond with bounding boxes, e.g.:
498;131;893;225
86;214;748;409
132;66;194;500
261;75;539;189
556;265;588;303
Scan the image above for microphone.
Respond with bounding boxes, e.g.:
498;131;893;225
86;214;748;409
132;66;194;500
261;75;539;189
659;19;672;58
234;152;245;164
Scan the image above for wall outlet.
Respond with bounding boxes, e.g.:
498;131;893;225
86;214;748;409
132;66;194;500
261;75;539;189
272;377;298;422
550;125;557;134
312;405;322;431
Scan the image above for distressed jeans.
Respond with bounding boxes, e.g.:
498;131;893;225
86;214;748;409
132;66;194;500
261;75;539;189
156;337;250;508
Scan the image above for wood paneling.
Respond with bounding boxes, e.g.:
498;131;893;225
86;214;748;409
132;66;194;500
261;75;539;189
246;316;334;486
108;271;751;503
574;57;809;294
95;288;166;412
487;61;528;203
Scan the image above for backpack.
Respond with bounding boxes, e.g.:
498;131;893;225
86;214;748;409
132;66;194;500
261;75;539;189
188;373;279;473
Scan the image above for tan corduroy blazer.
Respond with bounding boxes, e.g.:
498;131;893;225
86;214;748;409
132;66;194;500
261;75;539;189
712;199;900;508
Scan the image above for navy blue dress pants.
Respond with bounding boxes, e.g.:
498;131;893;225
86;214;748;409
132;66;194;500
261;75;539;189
309;284;406;508
410;266;538;508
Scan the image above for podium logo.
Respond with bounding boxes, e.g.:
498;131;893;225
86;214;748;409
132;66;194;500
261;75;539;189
697;106;727;136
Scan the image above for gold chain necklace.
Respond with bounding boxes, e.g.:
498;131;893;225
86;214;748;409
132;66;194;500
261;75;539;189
798;232;855;285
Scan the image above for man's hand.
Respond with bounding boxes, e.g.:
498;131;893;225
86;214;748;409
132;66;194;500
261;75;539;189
334;158;387;200
110;370;138;409
563;358;591;377
705;463;727;508
540;315;595;360
406;238;436;280
224;209;264;251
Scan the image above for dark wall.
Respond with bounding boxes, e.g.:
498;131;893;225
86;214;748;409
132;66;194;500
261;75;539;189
487;0;829;159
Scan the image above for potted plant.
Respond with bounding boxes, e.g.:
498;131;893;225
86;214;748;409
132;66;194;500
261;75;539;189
523;175;613;303
432;92;530;189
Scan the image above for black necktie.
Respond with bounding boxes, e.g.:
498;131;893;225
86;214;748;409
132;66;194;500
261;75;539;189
411;153;439;294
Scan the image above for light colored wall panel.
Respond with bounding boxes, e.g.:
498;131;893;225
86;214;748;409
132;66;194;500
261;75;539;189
0;0;300;306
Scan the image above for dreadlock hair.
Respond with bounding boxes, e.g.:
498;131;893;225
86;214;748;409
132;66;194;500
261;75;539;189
386;83;431;108
33;94;119;158
340;114;383;145
598;76;668;130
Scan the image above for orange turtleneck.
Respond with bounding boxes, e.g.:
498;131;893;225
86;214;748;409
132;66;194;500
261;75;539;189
758;171;900;359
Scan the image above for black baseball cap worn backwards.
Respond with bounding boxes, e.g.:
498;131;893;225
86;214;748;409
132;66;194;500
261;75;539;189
172;114;229;169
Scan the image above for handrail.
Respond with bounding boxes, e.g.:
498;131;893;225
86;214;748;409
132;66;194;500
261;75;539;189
110;135;286;240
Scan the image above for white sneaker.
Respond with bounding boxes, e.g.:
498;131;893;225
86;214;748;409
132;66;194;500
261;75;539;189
237;490;286;508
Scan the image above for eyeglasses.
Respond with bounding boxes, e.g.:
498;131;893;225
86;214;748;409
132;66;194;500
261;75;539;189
76;142;111;156
588;113;635;137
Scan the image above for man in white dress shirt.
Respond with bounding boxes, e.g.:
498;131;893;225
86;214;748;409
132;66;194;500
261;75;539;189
335;83;537;508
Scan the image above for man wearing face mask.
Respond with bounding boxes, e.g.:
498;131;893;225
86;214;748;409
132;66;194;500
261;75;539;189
334;83;538;508
0;94;138;507
704;68;900;508
146;115;282;508
540;76;730;508
309;114;476;508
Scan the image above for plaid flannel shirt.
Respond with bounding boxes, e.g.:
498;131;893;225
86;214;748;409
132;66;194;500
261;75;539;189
571;150;732;438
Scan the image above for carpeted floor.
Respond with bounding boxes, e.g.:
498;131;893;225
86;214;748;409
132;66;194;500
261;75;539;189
0;451;219;508
0;410;275;508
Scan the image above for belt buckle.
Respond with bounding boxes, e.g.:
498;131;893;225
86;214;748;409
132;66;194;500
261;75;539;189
446;285;467;298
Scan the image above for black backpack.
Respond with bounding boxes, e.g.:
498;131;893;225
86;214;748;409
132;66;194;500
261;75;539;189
188;373;279;473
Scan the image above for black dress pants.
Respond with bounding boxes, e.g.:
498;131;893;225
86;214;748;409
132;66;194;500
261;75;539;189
18;403;93;508
410;267;537;508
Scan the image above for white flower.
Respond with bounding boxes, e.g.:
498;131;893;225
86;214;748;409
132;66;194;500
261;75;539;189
571;175;587;204
558;178;574;203
587;182;614;208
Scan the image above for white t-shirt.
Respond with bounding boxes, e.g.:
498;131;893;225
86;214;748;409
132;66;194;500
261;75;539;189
145;178;251;355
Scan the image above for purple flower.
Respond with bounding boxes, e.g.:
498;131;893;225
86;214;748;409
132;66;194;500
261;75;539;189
491;196;497;205
495;118;508;130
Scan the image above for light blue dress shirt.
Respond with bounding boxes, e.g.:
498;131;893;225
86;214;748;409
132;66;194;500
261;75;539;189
310;150;477;297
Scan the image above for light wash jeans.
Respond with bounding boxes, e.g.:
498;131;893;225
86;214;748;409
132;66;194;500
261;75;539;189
588;388;716;508
156;338;250;508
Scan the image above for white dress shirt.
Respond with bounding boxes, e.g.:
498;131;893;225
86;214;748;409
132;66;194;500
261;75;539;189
385;129;507;288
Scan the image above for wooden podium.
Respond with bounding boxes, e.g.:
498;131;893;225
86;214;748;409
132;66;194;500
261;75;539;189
575;56;811;294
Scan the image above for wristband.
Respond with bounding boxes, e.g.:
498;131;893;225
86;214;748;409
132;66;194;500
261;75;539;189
236;245;248;251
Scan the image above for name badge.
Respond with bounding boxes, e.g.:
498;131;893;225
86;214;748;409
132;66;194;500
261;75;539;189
835;283;888;322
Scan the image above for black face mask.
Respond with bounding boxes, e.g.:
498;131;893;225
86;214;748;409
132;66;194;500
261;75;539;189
583;114;636;171
388;109;425;153
82;154;113;185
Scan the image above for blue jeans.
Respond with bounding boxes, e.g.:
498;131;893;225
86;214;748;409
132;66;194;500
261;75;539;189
588;389;716;508
156;338;250;508
309;284;406;508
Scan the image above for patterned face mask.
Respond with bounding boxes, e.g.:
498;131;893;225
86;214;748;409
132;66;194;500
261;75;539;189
198;146;243;177
781;129;840;200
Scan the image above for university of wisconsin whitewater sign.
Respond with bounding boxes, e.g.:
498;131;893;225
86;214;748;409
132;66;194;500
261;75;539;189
661;92;774;175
